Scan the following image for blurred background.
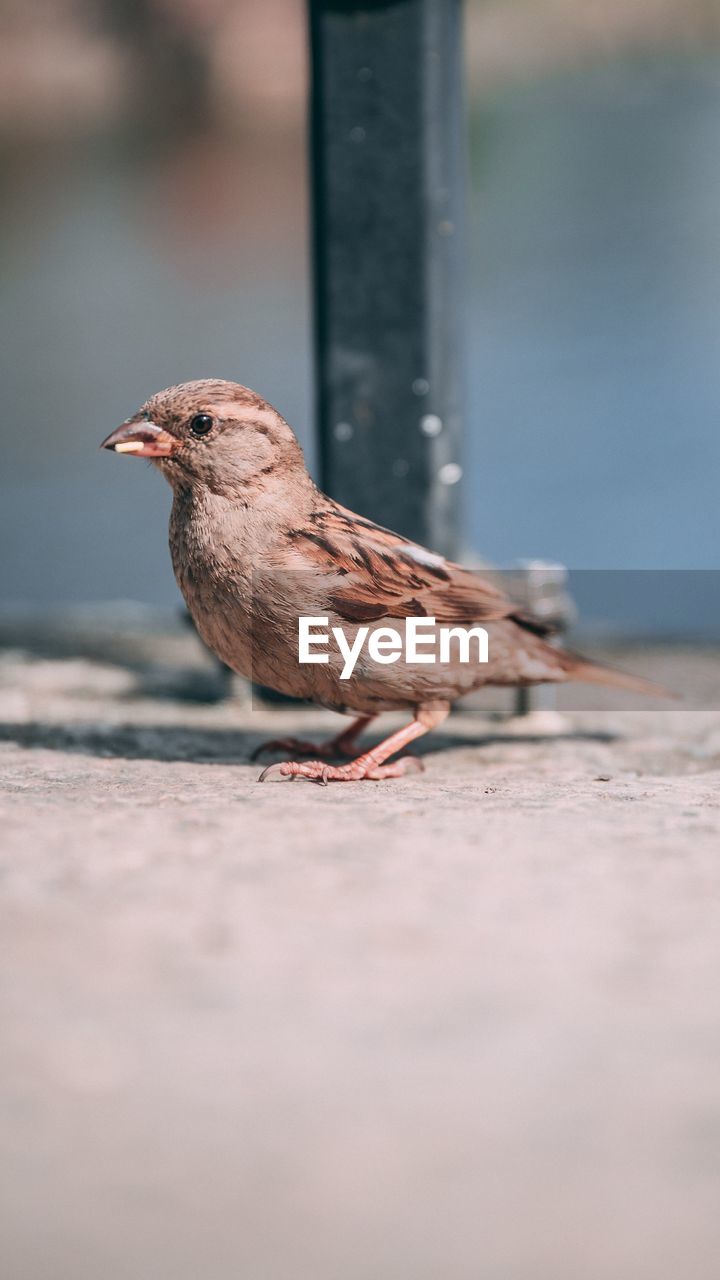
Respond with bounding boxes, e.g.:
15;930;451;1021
3;13;720;1280
0;0;719;616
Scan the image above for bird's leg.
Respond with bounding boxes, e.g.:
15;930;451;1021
258;719;424;782
251;715;374;762
258;702;449;784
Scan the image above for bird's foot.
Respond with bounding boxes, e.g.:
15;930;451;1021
258;755;424;785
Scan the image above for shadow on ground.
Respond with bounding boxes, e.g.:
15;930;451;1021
0;720;618;765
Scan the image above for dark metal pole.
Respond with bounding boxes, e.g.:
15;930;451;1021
309;0;465;557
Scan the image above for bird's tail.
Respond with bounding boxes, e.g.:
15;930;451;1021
556;648;676;699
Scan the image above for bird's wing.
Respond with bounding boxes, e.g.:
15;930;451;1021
285;501;540;628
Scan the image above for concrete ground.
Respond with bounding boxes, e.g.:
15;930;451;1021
1;618;719;1280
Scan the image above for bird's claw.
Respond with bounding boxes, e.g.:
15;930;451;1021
257;755;424;784
257;760;331;784
257;761;297;782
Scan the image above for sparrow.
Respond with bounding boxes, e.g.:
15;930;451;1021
101;379;663;783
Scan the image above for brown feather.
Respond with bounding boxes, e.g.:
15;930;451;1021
307;501;516;626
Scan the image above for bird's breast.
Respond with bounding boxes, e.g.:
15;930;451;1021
169;501;257;678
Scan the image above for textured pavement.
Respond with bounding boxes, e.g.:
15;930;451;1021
1;633;719;1280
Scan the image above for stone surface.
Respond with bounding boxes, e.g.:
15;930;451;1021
0;634;719;1280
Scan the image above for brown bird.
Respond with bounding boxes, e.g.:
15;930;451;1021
101;379;662;783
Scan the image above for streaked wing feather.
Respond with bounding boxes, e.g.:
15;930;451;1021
292;502;522;626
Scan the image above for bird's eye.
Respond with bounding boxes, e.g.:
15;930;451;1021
189;413;214;437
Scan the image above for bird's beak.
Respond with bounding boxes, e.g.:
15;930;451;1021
100;420;179;458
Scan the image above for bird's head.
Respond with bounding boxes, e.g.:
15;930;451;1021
101;379;305;495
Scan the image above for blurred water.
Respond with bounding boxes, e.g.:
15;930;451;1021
1;57;719;619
